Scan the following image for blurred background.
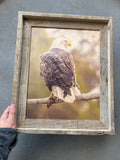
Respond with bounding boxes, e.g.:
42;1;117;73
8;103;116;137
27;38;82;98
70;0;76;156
26;28;100;120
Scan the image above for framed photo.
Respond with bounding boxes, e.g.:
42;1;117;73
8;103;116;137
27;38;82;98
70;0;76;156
12;11;114;135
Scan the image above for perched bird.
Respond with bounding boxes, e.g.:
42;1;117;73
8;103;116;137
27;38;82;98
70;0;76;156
40;38;80;107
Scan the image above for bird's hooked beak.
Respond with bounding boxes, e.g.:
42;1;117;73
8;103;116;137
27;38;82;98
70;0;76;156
65;40;72;47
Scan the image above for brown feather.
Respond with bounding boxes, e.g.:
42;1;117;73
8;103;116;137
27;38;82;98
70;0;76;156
40;48;77;97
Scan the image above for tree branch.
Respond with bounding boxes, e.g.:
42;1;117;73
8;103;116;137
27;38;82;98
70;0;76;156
27;92;100;105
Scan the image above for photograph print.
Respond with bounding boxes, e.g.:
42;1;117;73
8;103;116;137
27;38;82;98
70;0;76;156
26;27;100;120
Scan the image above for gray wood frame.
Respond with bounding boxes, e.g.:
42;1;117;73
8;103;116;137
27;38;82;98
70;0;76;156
12;11;114;135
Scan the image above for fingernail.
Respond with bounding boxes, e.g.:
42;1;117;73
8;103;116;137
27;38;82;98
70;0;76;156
10;104;16;109
11;104;15;106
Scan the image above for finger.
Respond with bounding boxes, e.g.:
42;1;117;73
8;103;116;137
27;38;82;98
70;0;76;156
1;106;11;119
8;104;16;122
9;104;16;113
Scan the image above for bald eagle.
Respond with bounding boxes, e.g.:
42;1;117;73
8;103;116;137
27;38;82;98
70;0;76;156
40;38;80;107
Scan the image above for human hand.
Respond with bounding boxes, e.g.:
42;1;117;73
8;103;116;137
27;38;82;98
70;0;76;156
0;104;16;129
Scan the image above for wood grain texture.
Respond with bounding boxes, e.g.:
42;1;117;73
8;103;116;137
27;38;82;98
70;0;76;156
108;18;115;134
17;20;31;124
100;24;109;127
19;11;111;22
12;12;114;135
12;12;23;124
17;128;112;135
27;19;105;30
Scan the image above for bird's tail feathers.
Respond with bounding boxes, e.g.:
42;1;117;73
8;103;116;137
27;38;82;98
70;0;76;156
52;86;81;103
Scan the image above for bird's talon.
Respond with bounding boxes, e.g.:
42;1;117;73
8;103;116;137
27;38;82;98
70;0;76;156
47;95;57;108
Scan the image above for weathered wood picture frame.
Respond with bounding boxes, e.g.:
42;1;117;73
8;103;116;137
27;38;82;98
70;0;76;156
12;11;114;135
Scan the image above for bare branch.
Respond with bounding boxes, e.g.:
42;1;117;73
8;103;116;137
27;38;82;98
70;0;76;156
27;92;100;105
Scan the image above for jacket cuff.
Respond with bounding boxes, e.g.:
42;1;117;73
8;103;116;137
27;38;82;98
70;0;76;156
0;128;18;149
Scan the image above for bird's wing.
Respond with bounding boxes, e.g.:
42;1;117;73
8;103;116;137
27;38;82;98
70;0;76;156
40;48;76;96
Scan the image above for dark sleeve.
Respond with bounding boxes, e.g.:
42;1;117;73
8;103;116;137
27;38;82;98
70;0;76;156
0;128;18;160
